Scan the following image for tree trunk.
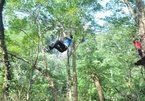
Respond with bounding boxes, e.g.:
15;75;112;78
43;50;58;101
26;67;34;101
135;0;145;68
135;0;145;51
92;74;104;101
124;0;145;43
35;10;58;101
26;57;38;101
36;67;58;101
128;67;132;89
66;49;72;101
0;0;11;99
124;0;145;67
72;40;78;101
135;0;145;34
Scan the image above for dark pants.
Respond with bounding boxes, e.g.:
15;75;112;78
137;49;143;57
49;40;68;52
135;56;145;66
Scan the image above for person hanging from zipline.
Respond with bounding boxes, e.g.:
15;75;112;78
133;38;145;66
48;32;73;53
133;38;144;57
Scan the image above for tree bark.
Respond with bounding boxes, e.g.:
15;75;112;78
91;74;104;101
135;0;145;33
37;14;58;101
26;49;39;101
72;40;78;101
124;0;145;67
0;0;11;99
124;0;145;38
135;0;145;51
66;49;72;101
135;0;145;68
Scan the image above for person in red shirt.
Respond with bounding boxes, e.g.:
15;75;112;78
133;39;144;57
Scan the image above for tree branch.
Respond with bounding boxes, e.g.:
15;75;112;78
8;53;31;64
123;0;135;18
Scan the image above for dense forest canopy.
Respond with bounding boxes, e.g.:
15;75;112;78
0;0;145;101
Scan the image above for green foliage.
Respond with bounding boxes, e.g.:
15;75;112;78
1;0;145;100
77;25;145;100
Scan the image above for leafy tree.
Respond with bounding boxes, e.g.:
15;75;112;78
0;0;12;99
1;0;145;101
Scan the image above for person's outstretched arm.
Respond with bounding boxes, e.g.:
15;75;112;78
63;32;68;38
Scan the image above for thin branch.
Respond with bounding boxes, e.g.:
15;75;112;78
123;0;135;19
11;27;38;45
8;53;31;64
